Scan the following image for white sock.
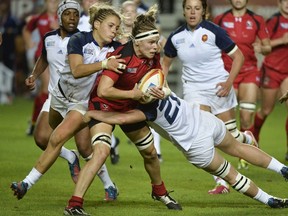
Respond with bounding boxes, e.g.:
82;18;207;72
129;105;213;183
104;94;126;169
23;167;42;189
267;157;283;174
151;128;161;155
253;188;271;205
97;164;114;189
59;147;76;164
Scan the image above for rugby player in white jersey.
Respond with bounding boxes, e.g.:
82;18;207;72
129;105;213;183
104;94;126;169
162;0;259;194
11;0;121;202
84;88;288;209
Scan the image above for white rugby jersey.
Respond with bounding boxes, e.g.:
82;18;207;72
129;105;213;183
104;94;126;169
164;20;236;91
57;31;120;102
139;93;200;151
43;29;76;93
77;13;91;32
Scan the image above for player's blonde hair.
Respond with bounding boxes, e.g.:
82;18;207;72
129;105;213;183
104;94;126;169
131;4;158;38
88;3;121;28
120;0;137;14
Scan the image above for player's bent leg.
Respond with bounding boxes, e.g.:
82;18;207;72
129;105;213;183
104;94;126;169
126;127;182;210
33;111;52;150
65;126;112;213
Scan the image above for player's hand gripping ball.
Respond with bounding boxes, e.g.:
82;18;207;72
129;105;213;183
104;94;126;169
138;69;164;104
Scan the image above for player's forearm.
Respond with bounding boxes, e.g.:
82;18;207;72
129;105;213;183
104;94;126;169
31;55;48;79
162;56;173;78
260;38;271;56
228;49;244;83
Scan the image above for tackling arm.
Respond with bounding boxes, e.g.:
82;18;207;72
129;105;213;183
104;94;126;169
84;109;147;125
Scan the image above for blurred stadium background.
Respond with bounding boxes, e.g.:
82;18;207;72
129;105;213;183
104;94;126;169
0;0;279;102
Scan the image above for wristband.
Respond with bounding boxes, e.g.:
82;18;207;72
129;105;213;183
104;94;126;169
101;56;116;69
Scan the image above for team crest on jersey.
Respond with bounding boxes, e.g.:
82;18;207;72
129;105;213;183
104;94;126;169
46;41;55;47
223;22;234;28
280;23;288;29
202;34;208;42
83;48;94;55
39;19;49;26
263;76;270;86
127;68;137;73
246;21;253;29
101;103;109;111
175;38;185;44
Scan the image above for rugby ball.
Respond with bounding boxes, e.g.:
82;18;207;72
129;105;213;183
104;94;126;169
138;68;164;104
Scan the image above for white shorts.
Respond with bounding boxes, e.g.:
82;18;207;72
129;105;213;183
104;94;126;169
51;87;88;118
40;94;52;113
182;111;226;168
183;83;238;115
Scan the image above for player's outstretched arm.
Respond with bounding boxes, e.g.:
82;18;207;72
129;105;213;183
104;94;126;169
83;110;146;125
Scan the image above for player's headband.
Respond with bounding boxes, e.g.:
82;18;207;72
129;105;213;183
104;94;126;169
134;30;159;41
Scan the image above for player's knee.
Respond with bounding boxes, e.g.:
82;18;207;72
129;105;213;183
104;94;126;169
34;135;48;151
239;102;256;113
91;133;112;148
49;132;65;149
261;106;274;117
211;160;231;179
134;131;154;151
141;145;158;161
77;145;92;159
231;173;251;194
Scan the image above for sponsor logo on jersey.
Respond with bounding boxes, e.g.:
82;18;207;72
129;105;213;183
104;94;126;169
175;38;185;44
127;68;137;73
46;41;55;47
189;43;195;48
223;22;234;28
39;19;49;26
280;23;288;29
83;48;94;55
57;50;63;54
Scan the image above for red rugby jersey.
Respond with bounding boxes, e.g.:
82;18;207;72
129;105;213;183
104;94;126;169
89;41;161;112
263;12;288;74
214;9;269;73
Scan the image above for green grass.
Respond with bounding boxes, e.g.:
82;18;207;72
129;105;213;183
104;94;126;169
1;97;288;216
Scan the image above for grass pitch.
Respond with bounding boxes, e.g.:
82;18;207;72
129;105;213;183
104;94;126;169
1;97;288;216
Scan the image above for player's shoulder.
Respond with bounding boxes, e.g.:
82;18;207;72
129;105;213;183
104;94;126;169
200;20;226;35
267;12;281;23
169;24;187;39
112;41;133;58
213;9;232;24
246;9;265;22
69;31;92;45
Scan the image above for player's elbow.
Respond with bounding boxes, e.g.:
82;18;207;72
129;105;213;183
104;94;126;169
97;87;108;98
71;69;82;79
116;116;128;125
